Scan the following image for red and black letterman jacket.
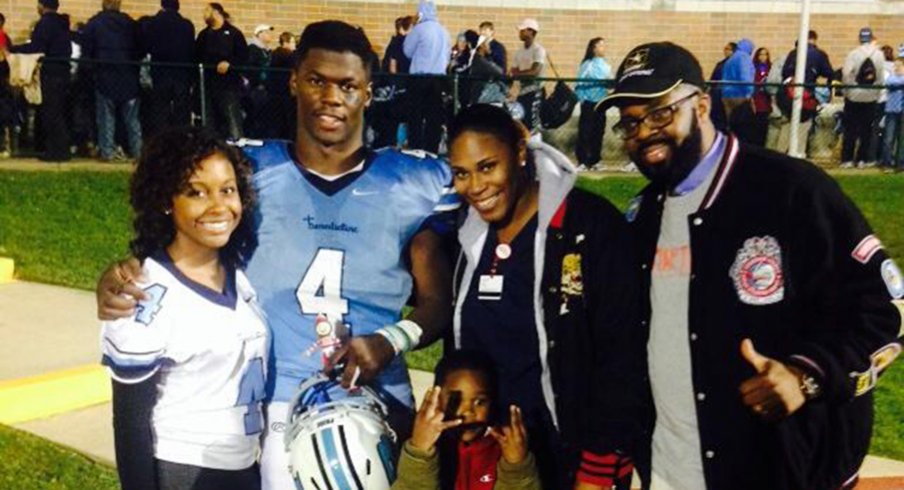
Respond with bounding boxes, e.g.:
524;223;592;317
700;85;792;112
453;141;648;489
627;135;903;490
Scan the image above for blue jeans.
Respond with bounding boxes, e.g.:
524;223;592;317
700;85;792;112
96;92;142;159
881;112;902;168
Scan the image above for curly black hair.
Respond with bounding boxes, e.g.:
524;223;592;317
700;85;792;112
129;126;256;266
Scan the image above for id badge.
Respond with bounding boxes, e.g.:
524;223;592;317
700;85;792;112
478;274;504;301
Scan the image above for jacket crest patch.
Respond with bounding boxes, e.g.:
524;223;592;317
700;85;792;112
730;236;784;305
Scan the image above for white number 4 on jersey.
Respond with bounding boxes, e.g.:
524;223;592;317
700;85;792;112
296;249;349;322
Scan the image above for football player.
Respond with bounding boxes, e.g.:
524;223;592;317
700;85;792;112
97;21;459;489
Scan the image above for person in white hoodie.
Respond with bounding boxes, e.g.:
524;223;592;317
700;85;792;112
447;103;644;490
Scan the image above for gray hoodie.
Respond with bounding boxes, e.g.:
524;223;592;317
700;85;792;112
842;42;886;103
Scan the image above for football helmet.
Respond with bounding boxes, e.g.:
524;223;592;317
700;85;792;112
285;373;398;490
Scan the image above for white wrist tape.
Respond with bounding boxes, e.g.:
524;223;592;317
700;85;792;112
376;320;424;355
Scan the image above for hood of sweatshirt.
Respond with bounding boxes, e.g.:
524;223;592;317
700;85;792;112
417;0;438;22
737;38;754;56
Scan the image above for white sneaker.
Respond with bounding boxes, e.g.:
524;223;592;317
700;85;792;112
576;164;589;172
839;161;855;169
621;162;638;173
591;163;605;172
857;161;877;169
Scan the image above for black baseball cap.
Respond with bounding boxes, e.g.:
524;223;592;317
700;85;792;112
596;42;706;112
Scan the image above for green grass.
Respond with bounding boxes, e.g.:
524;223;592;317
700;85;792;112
0;171;132;290
0;169;902;465
0;425;119;490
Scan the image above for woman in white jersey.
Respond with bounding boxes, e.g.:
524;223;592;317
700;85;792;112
101;127;267;490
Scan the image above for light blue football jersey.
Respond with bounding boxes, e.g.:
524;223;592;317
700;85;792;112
243;142;459;407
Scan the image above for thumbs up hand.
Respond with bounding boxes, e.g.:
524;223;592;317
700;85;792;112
738;338;807;421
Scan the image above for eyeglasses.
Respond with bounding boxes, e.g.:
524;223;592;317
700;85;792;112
612;92;700;140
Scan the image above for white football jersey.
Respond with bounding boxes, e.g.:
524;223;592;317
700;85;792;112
100;251;269;470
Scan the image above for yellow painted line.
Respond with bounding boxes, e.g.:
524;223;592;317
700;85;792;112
0;257;14;283
0;364;111;424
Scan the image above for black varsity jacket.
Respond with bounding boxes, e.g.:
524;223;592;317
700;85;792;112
628;135;903;489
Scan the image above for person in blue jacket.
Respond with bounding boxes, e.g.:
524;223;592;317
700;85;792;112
720;38;756;138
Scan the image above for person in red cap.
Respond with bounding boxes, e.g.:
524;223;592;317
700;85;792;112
597;41;902;490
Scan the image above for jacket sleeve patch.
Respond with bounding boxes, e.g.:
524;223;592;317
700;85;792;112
850;343;902;397
881;259;904;299
851;234;883;264
625;196;642;223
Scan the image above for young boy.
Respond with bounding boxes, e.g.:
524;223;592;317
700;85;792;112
393;350;541;490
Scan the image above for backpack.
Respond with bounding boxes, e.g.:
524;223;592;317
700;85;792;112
777;77;818;116
539;54;578;129
856;56;877;85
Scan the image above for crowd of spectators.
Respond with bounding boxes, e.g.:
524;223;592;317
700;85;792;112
706;28;903;170
0;0;298;162
0;0;901;169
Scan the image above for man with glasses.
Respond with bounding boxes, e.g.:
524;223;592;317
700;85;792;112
597;42;902;490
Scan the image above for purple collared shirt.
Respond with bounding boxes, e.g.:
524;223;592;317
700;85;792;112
672;132;727;196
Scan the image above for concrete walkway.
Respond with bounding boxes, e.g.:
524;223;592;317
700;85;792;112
1;280;903;488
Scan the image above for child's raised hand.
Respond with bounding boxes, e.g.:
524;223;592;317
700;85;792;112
488;405;528;464
409;386;462;452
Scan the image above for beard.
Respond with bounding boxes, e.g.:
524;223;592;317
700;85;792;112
630;116;703;189
204;15;215;27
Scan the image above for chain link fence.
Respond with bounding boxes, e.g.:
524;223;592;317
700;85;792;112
1;57;900;168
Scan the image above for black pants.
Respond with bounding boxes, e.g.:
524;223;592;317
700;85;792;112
147;77;192;138
841;100;877;163
205;85;243;140
576;101;606;166
244;85;271;139
406;77;445;154
39;71;70;161
369;100;399;149
517;89;543;133
157;460;260;490
750;111;770;147
266;94;295;141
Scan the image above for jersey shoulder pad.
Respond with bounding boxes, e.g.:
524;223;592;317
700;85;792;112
372;147;450;181
100;265;171;383
241;139;293;173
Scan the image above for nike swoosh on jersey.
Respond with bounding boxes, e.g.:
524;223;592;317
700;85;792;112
351;188;379;196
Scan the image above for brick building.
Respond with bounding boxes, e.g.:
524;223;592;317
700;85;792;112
2;0;901;79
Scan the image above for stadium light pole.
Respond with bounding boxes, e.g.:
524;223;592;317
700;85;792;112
788;0;812;158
